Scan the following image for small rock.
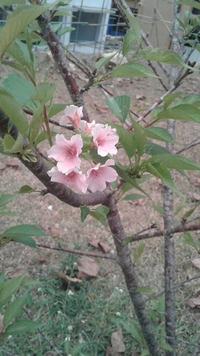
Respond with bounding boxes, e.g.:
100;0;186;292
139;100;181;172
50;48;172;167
192;258;200;270
111;328;125;353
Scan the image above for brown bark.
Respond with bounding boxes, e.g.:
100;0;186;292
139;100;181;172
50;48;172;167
106;196;160;355
36;8;89;121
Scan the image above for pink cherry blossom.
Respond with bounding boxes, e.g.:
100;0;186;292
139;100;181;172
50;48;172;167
79;120;97;134
87;159;117;192
60;105;83;128
47;134;83;174
48;166;87;193
92;125;119;157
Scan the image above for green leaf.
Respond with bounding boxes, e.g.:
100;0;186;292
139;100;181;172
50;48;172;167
155;104;200;123
0;186;34;208
3;133;24;154
80;206;109;226
1;224;46;239
123;193;145;201
0;275;25;308
0;0;25;4
0;208;15;216
31;82;56;103
122;29;136;55
161;340;173;352
131;119;146;156
141;48;184;65
89;206;109;227
47;103;66;118
17;185;35;194
29;105;43;143
0;89;29;135
5;319;40;335
145;162;179;194
106;95;130;122
58;26;74;36
12;236;36;248
0;5;47;57
182;232;199;251
125;10;141;44
96;52;118;71
3;294;28;328
149;154;200;171
1;72;35;108
120;319;144;344
111;62;157;78
182;206;198;221
145;141;170;156
7;39;34;78
163;92;182;108
80;206;90;222
145;127;174;143
0;193;17;207
178;0;200;10
111;123;136;158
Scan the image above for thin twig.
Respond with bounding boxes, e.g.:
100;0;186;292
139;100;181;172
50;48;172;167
113;0;169;78
37;243;117;260
138;67;193;126
146;275;200;302
99;84;140;119
43;104;52;146
128;221;200;243
176;138;200;154
49;119;74;131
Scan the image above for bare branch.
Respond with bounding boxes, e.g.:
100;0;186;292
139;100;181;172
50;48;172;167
113;0;169;78
37;243;116;260
36;2;89;121
176;138;200;154
128;222;200;243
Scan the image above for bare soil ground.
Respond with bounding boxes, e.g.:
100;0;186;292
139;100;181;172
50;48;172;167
0;54;200;353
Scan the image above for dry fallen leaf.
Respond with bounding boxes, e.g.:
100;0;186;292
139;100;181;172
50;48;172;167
0;162;6;170
186;296;200;309
77;256;99;279
56;271;82;284
88;239;111;253
98;241;111;253
88;238;100;249
192;258;200;270
111;328;125;353
10;268;29;278
136;94;146;100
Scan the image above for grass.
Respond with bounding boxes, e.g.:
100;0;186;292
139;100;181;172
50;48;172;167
0;253;199;356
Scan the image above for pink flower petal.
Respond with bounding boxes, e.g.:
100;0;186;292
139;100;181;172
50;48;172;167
92;125;119;157
87;159;117;192
60;105;83;128
48;166;87;193
47;134;83;174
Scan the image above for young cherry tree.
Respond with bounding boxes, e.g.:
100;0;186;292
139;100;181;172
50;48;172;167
1;0;200;354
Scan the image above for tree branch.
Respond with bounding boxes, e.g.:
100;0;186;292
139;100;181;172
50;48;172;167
21;151;110;208
106;196;160;355
37;243;116;260
128;221;200;243
113;0;169;79
36;2;89;121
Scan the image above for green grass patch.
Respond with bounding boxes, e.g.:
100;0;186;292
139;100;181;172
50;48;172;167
0;254;199;355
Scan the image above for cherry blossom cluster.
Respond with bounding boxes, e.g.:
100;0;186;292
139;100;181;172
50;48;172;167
47;105;119;193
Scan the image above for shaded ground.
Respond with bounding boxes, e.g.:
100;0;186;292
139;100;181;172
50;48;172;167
0;54;200;354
